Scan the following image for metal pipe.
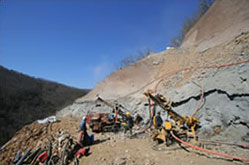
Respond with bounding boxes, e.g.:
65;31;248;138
16;149;31;165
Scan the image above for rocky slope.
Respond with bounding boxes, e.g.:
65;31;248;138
1;0;249;164
57;0;249;146
73;0;249;102
57;32;249;143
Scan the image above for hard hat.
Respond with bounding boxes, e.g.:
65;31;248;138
126;112;130;116
82;116;86;120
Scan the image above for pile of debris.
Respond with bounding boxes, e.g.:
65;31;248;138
0;112;140;165
0;117;84;164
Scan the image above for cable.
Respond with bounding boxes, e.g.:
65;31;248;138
117;60;249;99
199;139;249;149
135;60;249;143
170;131;249;162
154;60;249;93
191;83;204;117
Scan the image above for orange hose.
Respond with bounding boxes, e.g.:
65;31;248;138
170;131;249;162
199;139;249;149
154;60;249;92
154;60;249;117
191;84;204;117
136;60;249;140
153;60;249;162
119;60;249;99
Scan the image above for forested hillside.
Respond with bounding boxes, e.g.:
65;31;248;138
0;66;89;146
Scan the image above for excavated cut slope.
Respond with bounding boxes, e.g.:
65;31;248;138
182;0;249;51
80;0;249;102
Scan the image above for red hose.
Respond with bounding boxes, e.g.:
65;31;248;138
152;60;249;162
119;60;249;99
154;60;249;92
136;60;249;143
199;139;249;149
154;60;249;117
191;84;204;117
170;131;249;162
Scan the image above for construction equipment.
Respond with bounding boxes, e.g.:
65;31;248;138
144;90;200;148
86;96;143;133
85;113;120;132
96;96;127;119
85;96;126;132
60;136;80;165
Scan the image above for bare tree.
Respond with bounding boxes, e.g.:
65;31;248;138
117;48;150;69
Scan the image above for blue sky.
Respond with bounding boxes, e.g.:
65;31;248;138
0;0;199;89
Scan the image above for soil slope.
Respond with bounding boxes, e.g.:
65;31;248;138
79;0;249;102
182;0;249;51
1;0;249;164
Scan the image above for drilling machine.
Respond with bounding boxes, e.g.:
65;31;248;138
85;96;127;132
144;90;200;147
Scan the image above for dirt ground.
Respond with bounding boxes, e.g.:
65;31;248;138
1;117;248;165
80;133;237;165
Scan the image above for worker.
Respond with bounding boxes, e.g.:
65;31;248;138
155;112;163;128
124;112;134;136
134;114;143;125
77;116;92;147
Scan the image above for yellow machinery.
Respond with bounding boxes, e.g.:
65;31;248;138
144;91;200;146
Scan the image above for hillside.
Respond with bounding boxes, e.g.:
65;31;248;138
58;31;249;142
74;0;249;102
55;0;249;163
57;0;249;143
182;0;249;51
0;66;89;146
1;0;249;164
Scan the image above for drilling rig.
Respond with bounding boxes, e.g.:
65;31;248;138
144;91;200;147
85;96;126;132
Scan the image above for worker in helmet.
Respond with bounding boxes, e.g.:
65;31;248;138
77;116;92;147
155;111;163;128
124;112;134;136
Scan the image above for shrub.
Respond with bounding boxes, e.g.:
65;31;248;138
117;48;150;69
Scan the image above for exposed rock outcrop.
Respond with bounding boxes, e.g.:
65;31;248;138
57;0;249;143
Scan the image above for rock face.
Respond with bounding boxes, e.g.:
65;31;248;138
2;1;249;164
57;33;249;143
57;0;249;143
165;63;249;141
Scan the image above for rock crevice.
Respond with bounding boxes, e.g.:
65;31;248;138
172;88;249;108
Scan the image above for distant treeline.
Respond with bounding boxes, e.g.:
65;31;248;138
0;66;89;146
